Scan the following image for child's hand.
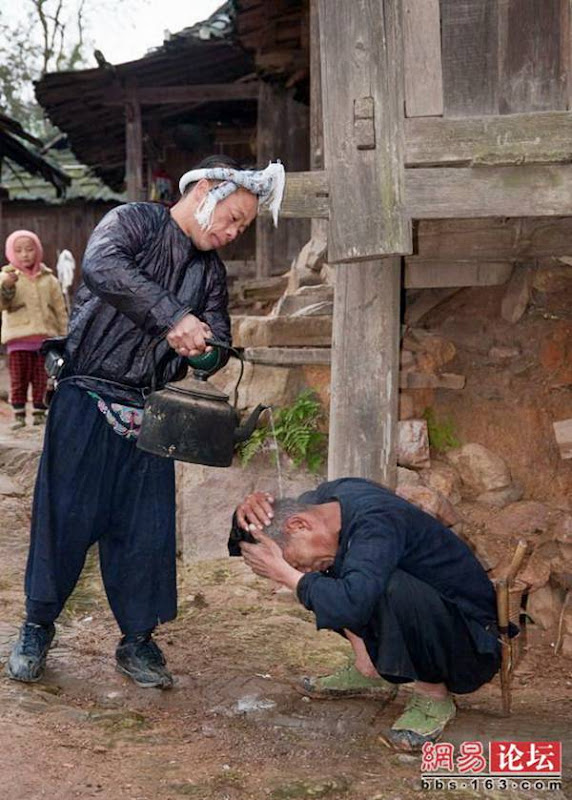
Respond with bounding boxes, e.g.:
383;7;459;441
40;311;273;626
3;272;18;287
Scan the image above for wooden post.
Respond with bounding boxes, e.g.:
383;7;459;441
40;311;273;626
125;81;144;201
256;82;310;277
328;259;401;486
319;0;411;486
309;0;327;242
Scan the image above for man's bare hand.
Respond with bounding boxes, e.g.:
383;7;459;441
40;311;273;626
240;531;301;589
3;272;18;287
236;491;274;532
167;313;212;358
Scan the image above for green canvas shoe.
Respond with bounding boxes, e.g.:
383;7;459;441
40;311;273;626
299;663;398;702
384;693;456;751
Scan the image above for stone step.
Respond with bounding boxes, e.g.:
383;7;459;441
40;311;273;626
232;315;332;348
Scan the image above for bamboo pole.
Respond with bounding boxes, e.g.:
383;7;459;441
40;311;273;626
496;577;512;716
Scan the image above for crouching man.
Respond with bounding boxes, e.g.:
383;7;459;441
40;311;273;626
229;478;511;751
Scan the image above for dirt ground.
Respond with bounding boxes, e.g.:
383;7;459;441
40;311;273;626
0;396;570;800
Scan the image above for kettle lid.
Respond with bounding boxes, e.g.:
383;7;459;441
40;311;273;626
165;376;230;402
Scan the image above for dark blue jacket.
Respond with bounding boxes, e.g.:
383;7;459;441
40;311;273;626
63;203;231;405
296;478;502;655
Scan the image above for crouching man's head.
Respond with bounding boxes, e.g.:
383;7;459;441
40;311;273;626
263;498;340;574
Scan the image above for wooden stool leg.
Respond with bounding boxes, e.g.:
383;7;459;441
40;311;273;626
496;578;512;716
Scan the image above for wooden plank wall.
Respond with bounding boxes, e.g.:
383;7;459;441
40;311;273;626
405;0;571;118
0;201;117;293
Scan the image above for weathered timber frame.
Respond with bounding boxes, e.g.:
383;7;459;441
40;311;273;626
256;0;572;488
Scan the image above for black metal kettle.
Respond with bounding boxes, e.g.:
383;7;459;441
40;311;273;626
136;339;268;467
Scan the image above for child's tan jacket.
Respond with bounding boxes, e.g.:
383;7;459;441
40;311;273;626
0;264;68;344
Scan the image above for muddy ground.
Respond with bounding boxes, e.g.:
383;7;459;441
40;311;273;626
0;401;570;800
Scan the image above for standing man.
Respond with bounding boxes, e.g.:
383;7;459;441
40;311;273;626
7;156;285;689
233;478;511;751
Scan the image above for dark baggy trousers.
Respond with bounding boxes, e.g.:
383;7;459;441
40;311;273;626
364;570;502;694
24;383;177;635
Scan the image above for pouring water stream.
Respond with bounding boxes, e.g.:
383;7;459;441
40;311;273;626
266;407;284;500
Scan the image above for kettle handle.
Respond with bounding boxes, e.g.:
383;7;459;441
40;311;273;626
149;336;245;408
203;339;245;408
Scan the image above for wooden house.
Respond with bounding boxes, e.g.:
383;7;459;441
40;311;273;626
35;0;572;486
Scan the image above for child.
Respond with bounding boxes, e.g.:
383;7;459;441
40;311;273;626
0;230;68;429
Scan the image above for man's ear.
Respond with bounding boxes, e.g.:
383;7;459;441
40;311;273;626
285;513;312;534
190;178;210;202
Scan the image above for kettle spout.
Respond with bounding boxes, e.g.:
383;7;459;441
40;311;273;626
234;404;269;443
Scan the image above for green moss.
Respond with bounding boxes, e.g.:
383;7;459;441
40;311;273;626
422;408;460;452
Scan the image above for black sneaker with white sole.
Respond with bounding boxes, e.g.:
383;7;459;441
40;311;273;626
115;635;173;689
6;622;56;682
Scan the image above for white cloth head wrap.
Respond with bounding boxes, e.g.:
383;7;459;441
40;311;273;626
178;160;285;229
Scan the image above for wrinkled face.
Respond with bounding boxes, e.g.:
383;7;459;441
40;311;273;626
282;515;337;574
13;237;37;269
191;184;258;251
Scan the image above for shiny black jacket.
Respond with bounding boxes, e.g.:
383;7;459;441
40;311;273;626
63;202;231;405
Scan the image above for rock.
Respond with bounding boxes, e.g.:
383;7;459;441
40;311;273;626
395;485;460;527
469;538;499;572
553;418;572;460
476;482;524;508
535;262;572;293
518;553;551;591
401;329;456;370
397;420;430;469
286;235;328;294
420;462;461;504
554;515;572;544
490;501;552;537
560;598;572;658
445;443;512;496
398;392;415;421
488;345;521;362
397;467;422;487
400;350;415;369
501;265;532;324
274;285;334;317
211;360;303;413
0;473;23;497
231;315;332;348
526;584;564;630
290;301;334;318
399;372;465;390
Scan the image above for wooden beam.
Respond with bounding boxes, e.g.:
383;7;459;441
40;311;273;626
405;112;572;167
406;165;572;218
318;0;411;261
257;171;329;220
244;347;331;366
416;217;572;260
328;259;401;487
262;164;572;222
106;83;260;105
125;83;143;201
402;0;443;117
404;259;513;288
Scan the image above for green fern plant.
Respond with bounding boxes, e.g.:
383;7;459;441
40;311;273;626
422;407;460;452
238;390;327;472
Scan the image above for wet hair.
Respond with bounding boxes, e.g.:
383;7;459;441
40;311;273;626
264;498;312;549
182;154;246;195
